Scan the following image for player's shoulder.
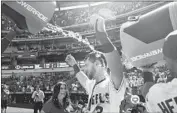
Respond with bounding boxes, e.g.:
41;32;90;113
146;84;161;103
168;78;177;86
148;78;177;97
149;83;165;93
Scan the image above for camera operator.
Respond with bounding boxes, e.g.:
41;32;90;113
32;85;45;113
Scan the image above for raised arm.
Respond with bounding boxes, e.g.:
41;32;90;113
1;30;17;53
91;15;123;89
65;55;90;92
1;25;25;53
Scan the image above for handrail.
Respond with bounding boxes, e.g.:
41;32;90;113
11;27;120;42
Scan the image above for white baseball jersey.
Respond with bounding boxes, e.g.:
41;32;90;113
32;90;45;102
146;78;177;113
76;71;126;113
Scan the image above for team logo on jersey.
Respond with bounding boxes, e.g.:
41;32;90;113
131;95;140;104
91;93;110;105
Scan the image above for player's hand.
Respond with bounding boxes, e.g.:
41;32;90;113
65;54;77;67
89;14;106;32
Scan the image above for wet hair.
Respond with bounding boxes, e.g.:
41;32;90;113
85;51;107;68
52;82;70;109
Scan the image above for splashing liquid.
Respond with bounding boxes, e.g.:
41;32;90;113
46;23;94;50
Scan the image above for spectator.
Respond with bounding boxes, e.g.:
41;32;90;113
42;82;73;113
32;85;45;113
157;72;167;83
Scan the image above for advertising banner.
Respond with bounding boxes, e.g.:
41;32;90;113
120;2;177;67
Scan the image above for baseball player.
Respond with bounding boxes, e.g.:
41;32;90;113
65;14;126;112
143;30;177;113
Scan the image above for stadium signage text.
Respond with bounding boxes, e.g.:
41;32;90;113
130;48;162;62
15;65;34;70
2;66;9;70
16;0;48;22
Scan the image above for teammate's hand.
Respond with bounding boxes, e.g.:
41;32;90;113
90;14;106;32
65;54;77;67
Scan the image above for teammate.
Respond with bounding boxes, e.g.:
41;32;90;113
144;30;177;113
1;24;25;53
65;14;126;112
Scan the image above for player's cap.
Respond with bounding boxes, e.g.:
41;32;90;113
163;30;177;60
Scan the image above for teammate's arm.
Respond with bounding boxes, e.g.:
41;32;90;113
65;55;90;92
1;25;25;53
93;15;123;90
1;30;17;53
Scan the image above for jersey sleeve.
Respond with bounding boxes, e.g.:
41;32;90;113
104;50;124;90
76;71;91;93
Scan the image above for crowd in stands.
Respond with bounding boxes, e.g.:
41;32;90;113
1;14;14;31
2;63;170;94
1;61;172;112
7;42;90;54
125;64;170;88
53;2;154;27
2;72;85;94
119;64;171;113
7;35;118;53
2;1;156;36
